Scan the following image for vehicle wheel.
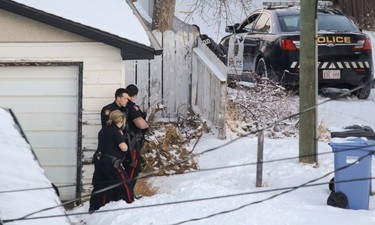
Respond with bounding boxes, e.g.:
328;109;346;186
329;177;335;192
355;82;371;99
327;191;348;209
256;58;277;82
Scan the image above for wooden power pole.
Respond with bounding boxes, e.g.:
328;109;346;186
299;0;318;163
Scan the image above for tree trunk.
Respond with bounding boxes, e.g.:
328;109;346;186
152;0;176;32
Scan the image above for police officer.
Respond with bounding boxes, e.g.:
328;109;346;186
100;88;128;127
89;110;134;213
193;24;227;64
123;84;149;199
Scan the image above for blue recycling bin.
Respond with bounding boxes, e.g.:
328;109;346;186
329;138;375;209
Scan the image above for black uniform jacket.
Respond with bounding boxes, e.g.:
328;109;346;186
97;124;126;159
101;101;126;127
124;100;144;134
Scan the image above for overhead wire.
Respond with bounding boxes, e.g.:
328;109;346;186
3;151;374;223
3;142;375;196
3;85;372;221
1;81;372;222
169;150;375;225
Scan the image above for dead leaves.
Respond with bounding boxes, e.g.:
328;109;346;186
141;114;206;176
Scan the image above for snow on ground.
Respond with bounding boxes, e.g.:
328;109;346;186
2;1;375;224
0;108;71;225
67;92;375;225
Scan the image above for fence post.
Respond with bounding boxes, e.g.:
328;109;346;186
256;130;264;187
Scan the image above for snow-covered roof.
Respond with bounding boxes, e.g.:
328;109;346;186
0;108;71;225
0;0;161;60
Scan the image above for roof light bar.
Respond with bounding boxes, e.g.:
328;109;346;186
263;1;333;8
263;2;300;8
318;1;334;7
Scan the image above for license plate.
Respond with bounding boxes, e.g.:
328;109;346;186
323;70;340;79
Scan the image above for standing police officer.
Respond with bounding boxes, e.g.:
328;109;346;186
89;110;134;213
123;84;149;198
100;88;128;127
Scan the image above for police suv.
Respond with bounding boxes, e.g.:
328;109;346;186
221;1;373;99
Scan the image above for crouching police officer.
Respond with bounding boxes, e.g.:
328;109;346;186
89;110;134;213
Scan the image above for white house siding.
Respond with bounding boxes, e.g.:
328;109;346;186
0;9;126;201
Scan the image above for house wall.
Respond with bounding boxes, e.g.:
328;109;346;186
0;9;125;201
0;9;90;42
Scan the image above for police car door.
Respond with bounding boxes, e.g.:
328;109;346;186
244;13;270;73
233;13;261;73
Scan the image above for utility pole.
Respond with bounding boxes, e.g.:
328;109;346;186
299;0;318;163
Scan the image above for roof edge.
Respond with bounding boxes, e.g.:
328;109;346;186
125;0;163;54
0;0;161;60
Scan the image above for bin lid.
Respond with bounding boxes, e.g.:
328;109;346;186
329;137;375;152
330;125;375;141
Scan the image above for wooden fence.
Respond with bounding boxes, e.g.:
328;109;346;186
192;39;227;139
82;22;228;199
124;23;227;139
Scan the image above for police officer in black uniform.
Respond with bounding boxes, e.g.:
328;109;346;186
89;110;134;213
123;84;149;199
100;88;128;127
193;24;227;64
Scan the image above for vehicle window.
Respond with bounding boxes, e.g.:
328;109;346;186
253;14;271;33
279;14;359;32
241;14;260;32
279;15;300;32
318;15;359;32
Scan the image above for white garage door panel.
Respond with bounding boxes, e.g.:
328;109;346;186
15;114;77;131
0;65;79;201
37;148;77;166
44;166;77;200
0;97;77;113
0;80;77;96
0;66;77;78
44;166;77;183
56;186;76;201
27;131;77;148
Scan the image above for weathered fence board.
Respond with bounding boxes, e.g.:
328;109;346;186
192;38;227;139
125;24;227;138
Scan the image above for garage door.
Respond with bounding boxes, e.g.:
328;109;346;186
0;65;80;201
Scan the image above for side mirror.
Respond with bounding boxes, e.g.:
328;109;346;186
225;25;236;33
225;23;241;33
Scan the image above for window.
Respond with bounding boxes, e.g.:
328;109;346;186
241;14;261;32
318;15;359;32
279;15;300;32
279;13;359;32
253;14;271;33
